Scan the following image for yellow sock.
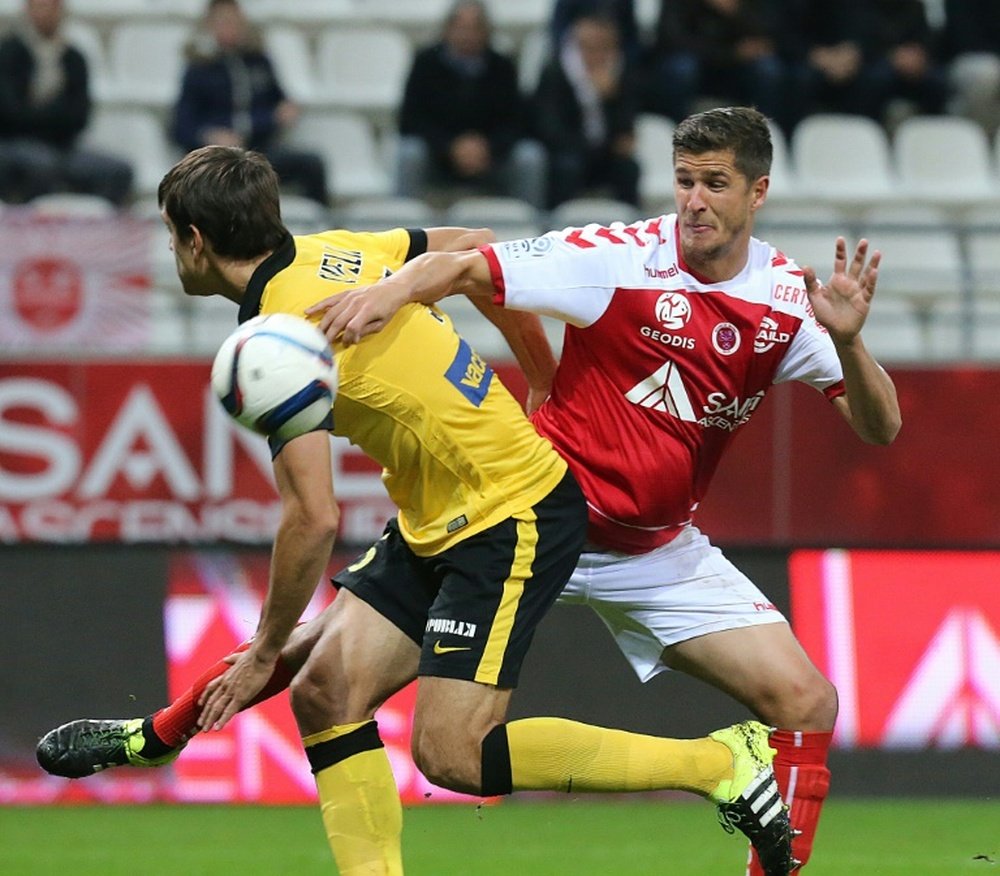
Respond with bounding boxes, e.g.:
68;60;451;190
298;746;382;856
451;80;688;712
507;717;733;797
304;720;403;876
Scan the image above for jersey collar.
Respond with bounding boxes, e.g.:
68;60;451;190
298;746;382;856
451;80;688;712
238;233;296;324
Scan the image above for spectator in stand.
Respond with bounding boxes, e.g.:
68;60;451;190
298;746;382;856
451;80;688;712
395;0;546;208
646;0;788;132
778;0;872;127
854;0;948;126
533;12;641;208
171;0;328;206
942;0;1000;133
0;0;133;206
550;0;642;68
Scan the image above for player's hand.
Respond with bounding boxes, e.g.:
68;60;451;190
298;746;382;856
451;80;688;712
197;647;276;732
305;281;411;344
803;236;880;346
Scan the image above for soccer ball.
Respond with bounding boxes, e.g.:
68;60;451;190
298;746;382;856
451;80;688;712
211;312;338;442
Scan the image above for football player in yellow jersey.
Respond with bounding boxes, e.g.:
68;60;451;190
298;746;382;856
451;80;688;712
38;146;793;876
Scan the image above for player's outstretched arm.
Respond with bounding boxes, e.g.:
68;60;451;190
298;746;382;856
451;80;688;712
306;249;492;345
199;430;339;731
803;237;901;445
467;295;557;413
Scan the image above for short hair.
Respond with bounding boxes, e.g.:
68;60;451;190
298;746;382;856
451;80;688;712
672;106;773;182
158;145;287;260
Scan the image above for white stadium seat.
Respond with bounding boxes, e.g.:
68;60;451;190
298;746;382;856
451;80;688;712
894;115;999;205
263;26;317;105
792;114;896;205
105;22;191;106
340;196;438;229
445;196;540;241
315;26;413;115
286;111;391;200
636;113;676;205
83;107;177;197
550;197;644;229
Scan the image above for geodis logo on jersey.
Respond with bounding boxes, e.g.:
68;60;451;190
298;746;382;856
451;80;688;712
754;316;792;353
640;290;696;349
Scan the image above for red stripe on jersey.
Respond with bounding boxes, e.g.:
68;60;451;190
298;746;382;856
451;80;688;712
480;244;506;304
823;380;846;400
566;228;597;248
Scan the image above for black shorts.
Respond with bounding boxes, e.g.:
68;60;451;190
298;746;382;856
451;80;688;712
332;471;586;688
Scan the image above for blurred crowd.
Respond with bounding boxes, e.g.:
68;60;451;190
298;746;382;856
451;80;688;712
1;0;999;211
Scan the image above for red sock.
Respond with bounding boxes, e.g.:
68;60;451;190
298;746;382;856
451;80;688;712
150;641;295;747
746;729;832;874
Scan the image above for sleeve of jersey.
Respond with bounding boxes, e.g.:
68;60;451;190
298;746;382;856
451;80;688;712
482;228;637;328
371;227;418;270
773;318;846;400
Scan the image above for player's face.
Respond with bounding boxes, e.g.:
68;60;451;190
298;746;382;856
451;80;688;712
673;148;767;279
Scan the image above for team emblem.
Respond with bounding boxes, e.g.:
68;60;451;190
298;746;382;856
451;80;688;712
712;322;741;356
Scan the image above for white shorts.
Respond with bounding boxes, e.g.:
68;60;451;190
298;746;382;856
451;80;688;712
557;525;786;682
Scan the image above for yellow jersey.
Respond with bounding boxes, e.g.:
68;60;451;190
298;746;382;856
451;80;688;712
238;227;567;556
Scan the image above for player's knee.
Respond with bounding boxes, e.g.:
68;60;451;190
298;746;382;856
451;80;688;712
289;662;348;728
410;723;483;795
762;672;838;731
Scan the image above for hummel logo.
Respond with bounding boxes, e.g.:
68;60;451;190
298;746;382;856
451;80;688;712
433;640;472;655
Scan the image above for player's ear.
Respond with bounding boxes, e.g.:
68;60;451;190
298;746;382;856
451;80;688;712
750;175;769;212
188;225;206;256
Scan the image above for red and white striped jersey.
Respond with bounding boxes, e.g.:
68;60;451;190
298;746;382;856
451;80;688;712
480;214;846;554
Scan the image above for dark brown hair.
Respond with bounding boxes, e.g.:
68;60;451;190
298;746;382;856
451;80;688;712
157;145;287;260
672;106;773;182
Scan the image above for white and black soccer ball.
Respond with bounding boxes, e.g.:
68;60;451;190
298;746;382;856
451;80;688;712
211;313;338;442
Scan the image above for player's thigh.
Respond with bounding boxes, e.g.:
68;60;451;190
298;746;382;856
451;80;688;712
291;593;420;733
662;622;835;726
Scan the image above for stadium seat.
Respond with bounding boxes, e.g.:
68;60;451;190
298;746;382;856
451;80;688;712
857;297;928;363
263;26;317;105
490;0;549;32
636;113;676;205
361;0;450;28
791;114;896;205
894;115;999;205
762;228;841;272
550;197;644;228
26;193;118;217
764;121;801;203
867;228;964;306
286;110;391;200
242;0;354;24
105;21;191;106
339;196;438;229
83;107;177;197
965;227;1000;300
518;27;551;96
855;204;954;231
280;194;332;234
445;196;540;241
755;202;851;234
64;19;110;101
314;26;413;116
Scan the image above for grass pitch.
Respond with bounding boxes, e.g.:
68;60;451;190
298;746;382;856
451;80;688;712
1;797;997;874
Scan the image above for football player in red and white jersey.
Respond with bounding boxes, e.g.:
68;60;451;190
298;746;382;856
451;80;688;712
314;106;901;874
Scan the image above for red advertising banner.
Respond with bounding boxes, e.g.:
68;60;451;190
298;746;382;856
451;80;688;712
790;550;1000;750
0;362;396;545
0;215;152;350
3;362;1000;547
